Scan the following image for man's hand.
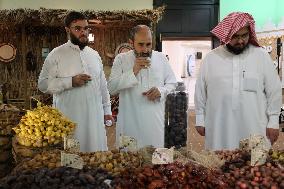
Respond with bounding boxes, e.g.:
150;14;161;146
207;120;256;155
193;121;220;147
104;115;114;126
195;126;205;136
142;87;161;101
133;57;151;75
266;128;279;145
72;74;92;87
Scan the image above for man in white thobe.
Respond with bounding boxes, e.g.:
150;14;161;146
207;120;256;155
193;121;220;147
195;12;281;150
38;11;113;152
108;25;177;148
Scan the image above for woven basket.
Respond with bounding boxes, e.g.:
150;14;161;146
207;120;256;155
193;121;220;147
0;135;14;178
12;136;63;164
0;136;13;163
0;106;21;136
0;161;14;178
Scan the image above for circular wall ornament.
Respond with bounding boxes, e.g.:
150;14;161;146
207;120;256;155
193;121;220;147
114;43;133;56
0;43;17;63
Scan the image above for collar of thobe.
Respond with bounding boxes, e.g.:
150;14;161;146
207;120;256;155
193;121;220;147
67;40;84;52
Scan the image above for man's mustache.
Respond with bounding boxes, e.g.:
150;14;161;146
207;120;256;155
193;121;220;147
136;52;151;57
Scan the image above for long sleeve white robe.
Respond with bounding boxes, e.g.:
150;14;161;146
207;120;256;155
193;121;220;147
195;45;281;150
108;50;177;148
38;41;111;152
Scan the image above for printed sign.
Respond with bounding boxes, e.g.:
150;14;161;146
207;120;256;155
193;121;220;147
249;135;270;166
239;138;249;150
119;135;137;152
152;147;174;164
251;148;268;166
64;135;80;152
249;135;270;150
240;135;270;166
61;151;84;169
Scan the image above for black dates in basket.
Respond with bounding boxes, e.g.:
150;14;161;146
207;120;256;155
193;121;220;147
0;166;113;189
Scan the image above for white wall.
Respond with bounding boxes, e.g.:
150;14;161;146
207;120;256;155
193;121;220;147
162;40;211;108
162;40;211;81
162;41;183;81
0;0;153;10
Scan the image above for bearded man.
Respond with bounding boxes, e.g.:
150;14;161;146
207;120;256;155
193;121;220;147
108;25;177;148
38;11;113;152
194;12;282;150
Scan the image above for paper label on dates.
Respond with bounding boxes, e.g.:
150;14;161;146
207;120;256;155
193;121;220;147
251;148;268;166
240;135;270;151
64;135;80;152
248;135;269;166
152;147;174;164
119;135;137;152
239;138;249;150
61;151;84;169
249;135;270;151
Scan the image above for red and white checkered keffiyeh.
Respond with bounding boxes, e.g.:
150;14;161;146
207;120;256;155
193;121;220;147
211;12;260;47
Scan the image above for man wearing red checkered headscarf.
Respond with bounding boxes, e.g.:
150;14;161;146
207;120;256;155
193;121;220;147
211;12;260;47
194;12;281;150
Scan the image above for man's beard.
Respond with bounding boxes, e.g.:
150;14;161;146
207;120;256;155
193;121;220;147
226;43;249;55
134;50;152;58
70;32;88;50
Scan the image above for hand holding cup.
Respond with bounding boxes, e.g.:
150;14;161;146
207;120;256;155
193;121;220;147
133;57;151;75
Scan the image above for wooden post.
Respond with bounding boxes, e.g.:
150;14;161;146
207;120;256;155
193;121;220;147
21;26;28;109
152;22;157;50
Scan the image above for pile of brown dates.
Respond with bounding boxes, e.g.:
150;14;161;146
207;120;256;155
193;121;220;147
111;161;227;189
217;150;284;188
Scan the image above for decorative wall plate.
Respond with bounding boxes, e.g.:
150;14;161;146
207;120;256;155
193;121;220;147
0;43;17;63
114;43;133;56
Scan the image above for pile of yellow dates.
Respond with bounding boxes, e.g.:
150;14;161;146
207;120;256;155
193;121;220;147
13;102;75;147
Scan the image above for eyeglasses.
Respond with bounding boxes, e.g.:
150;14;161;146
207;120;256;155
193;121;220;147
70;26;91;32
231;32;250;41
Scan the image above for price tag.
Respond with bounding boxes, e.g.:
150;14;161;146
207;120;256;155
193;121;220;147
239;138;249;151
248;135;270;166
61;151;84;169
251;148;268;166
64;135;80;152
249;135;270;150
152;147;174;164
103;179;112;188
119;135;137;152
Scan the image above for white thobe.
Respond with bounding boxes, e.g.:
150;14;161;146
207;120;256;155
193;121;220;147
195;45;281;150
38;41;111;152
108;50;177;148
